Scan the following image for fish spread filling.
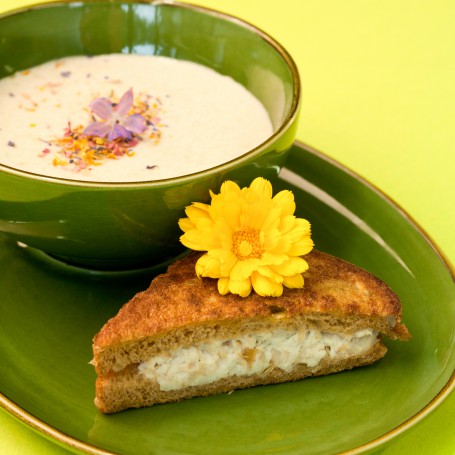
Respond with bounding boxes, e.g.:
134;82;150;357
138;328;378;391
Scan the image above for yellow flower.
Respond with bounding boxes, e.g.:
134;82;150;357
179;177;314;297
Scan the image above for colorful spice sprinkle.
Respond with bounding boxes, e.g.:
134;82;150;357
7;140;15;147
41;89;164;172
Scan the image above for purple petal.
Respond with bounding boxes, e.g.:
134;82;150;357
124;114;147;134
115;88;134;117
89;97;113;120
83;122;112;138
108;123;131;141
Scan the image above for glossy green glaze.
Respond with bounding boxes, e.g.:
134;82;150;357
0;1;300;269
0;142;453;455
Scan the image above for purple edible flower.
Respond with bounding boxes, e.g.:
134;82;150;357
83;88;147;141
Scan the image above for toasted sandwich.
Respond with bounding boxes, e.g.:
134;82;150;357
92;250;410;413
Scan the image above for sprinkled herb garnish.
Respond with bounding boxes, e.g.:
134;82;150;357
41;88;164;172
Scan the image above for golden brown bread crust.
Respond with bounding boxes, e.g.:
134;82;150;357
94;250;408;347
93;250;409;373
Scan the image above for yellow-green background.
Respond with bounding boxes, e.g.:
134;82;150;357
0;0;453;454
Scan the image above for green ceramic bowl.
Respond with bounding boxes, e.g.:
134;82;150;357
0;0;300;270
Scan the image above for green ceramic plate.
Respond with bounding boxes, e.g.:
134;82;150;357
0;142;454;455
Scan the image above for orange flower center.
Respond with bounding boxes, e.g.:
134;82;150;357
232;228;264;260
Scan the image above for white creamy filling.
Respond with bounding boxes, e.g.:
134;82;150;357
138;328;378;391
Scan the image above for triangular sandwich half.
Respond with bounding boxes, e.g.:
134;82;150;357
92;250;410;413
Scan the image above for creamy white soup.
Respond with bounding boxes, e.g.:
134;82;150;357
0;54;273;182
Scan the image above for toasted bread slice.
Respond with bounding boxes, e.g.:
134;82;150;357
92;250;410;413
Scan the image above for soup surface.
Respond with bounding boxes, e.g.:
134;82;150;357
0;54;273;182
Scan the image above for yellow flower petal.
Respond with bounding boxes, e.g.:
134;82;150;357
272;190;296;216
191;201;212;212
195;254;221;278
220;180;241;195
257;265;284;283
251;271;283;297
271;257;309;276
261;251;290;266
230;258;261;281
240;196;272;230
264;229;292;254
185;203;212;224
285;218;311;242
180;228;220;251
211;217;234;249
262;227;280;250
207;249;238;277
178;217;195;233
210;192;243;232
222;202;242;230
229;277;252;297
278;214;297;234
179;203;213;233
287;237;314;256
250;177;273;199
282;273;304;289
261;207;283;233
217;277;230;295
